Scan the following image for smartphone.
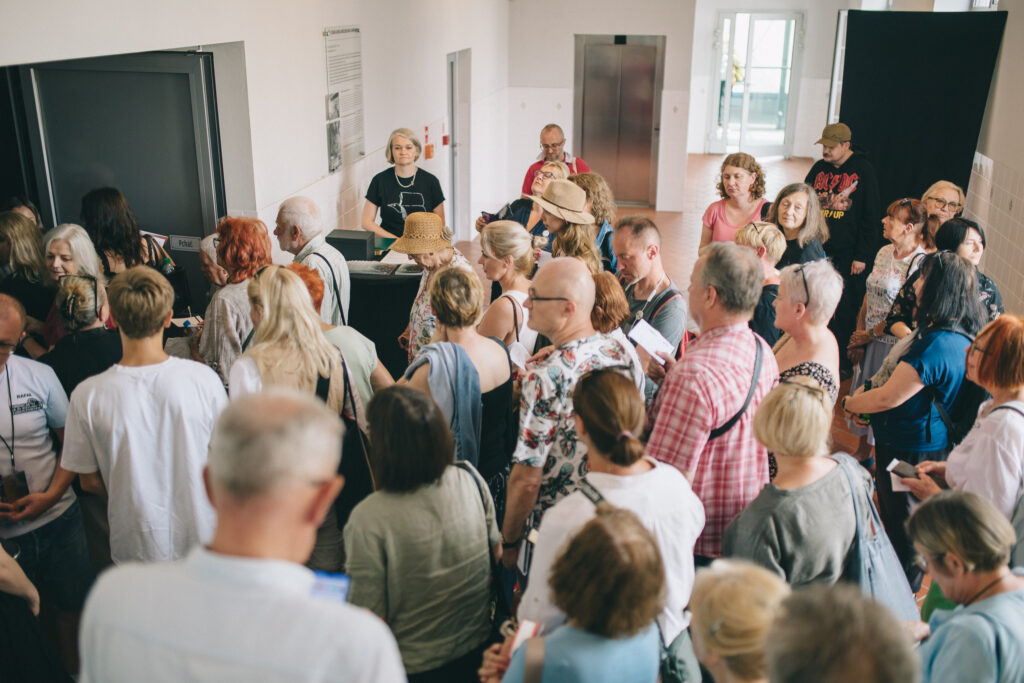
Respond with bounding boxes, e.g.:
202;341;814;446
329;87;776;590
2;471;30;503
889;460;919;479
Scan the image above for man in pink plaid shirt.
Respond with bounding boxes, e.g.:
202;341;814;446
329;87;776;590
647;242;778;563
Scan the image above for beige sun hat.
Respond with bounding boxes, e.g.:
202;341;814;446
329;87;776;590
390;212;453;255
524;179;594;224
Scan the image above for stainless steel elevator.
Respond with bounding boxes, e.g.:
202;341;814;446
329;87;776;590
573;35;665;207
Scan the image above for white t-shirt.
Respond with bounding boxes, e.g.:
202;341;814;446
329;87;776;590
62;357;227;564
228;356;262;397
80;546;405;683
946;400;1024;520
518;457;705;643
0;356;70;538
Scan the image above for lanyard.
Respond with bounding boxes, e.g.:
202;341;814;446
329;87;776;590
0;366;13;469
633;275;669;322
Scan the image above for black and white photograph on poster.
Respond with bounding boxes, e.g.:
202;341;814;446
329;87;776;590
327;120;342;173
323;25;365;173
326;92;340;120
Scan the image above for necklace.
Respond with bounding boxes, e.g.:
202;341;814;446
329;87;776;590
634;275;669;321
395;168;417;188
964;574;1008;606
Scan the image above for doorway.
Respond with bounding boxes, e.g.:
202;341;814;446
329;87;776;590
707;12;803;157
446;48;471;240
573;35;665;207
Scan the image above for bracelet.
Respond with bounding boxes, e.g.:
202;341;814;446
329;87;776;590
501;535;521;549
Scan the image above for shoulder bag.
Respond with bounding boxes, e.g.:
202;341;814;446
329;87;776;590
314;356;373;530
454;460;510;645
308;251;348;326
708;335;763;440
836;454;920;620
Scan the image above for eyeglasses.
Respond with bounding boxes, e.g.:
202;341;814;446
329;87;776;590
541;140;565;150
255;264;279;279
927;196;962;211
797;265;811;308
914;551;943;573
533;170;556;179
779;378;826;398
899;197;913;206
527;288;569;303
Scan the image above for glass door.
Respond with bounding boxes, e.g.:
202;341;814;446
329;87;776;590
708;12;801;156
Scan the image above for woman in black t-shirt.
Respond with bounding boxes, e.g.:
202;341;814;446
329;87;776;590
361;128;445;239
766;183;829;269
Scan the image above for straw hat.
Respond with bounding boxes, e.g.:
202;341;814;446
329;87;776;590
390;212;453;254
525;179;594;224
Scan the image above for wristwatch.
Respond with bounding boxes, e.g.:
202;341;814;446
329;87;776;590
501;534;521;549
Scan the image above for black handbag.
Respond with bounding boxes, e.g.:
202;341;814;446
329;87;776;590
314;357;375;531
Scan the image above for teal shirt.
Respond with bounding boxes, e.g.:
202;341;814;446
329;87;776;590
919;581;1024;683
503;624;660;683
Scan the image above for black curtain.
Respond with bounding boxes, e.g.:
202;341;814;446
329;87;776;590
839;10;1006;213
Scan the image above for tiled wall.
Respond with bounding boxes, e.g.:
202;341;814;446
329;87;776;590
966;151;1024;314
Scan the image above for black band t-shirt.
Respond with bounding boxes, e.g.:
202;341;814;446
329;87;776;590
365;167;445;237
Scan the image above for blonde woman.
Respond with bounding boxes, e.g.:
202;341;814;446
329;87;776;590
569;172;618;271
700;153;768;249
735;221;786;346
229;265;354;573
361;127;445;239
723;377;873;587
476;220;543;353
390;212;473;363
689;560;790;683
402;267;512;476
0;211;50;327
530;179;601;274
920;179;965;250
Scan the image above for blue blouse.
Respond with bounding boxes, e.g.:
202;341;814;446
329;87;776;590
919;583;1024;683
503;624;659;683
873;328;970;452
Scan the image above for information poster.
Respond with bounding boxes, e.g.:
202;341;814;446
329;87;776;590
323;26;365;173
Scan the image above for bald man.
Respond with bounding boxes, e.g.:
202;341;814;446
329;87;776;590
274;196;351;326
501;258;640;573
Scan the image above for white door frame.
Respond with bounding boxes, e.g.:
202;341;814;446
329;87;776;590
705;10;805;157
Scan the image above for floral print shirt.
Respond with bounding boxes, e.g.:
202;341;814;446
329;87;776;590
407;251;473;363
513;333;641;515
885;267;1004;335
865;244;925;338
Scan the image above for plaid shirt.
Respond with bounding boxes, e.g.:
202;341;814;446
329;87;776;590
647;322;778;558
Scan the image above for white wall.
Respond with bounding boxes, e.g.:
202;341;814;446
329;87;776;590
506;0;697;212
0;0;510;248
967;0;1023;314
686;0;851;159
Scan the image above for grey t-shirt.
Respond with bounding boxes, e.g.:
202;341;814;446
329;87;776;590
722;456;873;588
343;463;500;674
621;280;687;400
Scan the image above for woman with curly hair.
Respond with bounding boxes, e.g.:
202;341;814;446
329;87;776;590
80;187;173;278
189;216;272;383
699;153;767;250
569;172;618;272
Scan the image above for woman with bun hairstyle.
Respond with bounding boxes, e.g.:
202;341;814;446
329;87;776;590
689;560;791;683
516;368;705;675
39;275;121;396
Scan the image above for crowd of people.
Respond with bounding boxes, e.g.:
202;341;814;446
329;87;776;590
0;118;1020;683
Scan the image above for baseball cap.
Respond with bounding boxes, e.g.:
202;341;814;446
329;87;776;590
815;123;852;146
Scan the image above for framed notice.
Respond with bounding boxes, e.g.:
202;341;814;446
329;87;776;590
323;26;366;172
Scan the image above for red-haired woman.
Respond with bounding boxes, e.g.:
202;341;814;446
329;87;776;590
190;216;272;383
699;153;767;250
902;314;1024;520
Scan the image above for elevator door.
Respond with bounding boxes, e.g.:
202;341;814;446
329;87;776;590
574;36;664;207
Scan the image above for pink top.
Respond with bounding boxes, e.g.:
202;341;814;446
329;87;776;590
702;198;768;244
